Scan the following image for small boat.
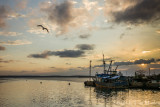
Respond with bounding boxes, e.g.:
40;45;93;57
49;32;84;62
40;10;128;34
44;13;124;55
84;60;96;87
129;70;160;89
146;79;160;89
84;81;95;86
129;78;145;88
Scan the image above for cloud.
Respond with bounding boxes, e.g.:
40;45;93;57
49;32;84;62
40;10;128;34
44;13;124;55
83;0;98;11
97;57;118;62
0;58;14;63
79;34;91;39
114;58;156;66
142;51;151;54
28;51;48;58
46;50;85;58
0;4;26;28
0;45;5;51
16;0;27;9
0;31;22;36
0;70;38;76
94;58;159;68
27;28;48;34
77;66;86;70
66;63;71;65
120;33;125;39
40;0;92;34
0;40;32;45
113;0;160;24
40;1;74;34
93;64;105;68
104;0;139;21
134;58;155;64
0;5;12;28
75;44;95;50
7;13;26;19
46;1;73;27
114;61;134;66
28;50;85;59
156;29;160;34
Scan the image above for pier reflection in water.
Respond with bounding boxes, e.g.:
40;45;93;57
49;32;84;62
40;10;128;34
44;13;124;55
0;78;159;107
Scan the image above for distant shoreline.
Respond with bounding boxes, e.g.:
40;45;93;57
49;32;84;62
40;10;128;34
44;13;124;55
0;75;95;78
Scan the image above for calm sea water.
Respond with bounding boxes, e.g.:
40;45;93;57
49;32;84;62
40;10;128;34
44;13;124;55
0;77;160;107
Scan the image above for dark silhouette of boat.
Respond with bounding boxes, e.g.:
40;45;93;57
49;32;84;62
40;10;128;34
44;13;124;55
93;55;129;89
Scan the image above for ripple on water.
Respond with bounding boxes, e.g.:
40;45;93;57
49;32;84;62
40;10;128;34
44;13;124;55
0;78;160;107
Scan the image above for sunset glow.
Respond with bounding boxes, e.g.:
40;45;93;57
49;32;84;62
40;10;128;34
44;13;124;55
0;0;160;76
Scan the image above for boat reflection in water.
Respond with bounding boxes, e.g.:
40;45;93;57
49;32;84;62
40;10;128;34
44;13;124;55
85;86;160;107
94;88;128;107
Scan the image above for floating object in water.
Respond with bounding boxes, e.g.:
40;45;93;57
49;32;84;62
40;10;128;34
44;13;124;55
32;99;35;102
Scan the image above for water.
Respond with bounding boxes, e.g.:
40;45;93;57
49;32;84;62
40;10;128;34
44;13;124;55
0;78;160;107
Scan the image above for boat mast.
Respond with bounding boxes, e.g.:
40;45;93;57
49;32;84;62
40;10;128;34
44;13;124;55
107;60;112;72
103;54;106;74
89;60;92;81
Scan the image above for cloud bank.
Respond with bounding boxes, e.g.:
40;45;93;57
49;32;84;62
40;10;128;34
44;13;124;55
0;31;22;36
0;5;11;28
28;43;95;59
114;58;158;66
28;50;85;58
79;34;91;39
0;4;26;28
0;58;14;63
94;58;160;68
0;40;32;45
75;44;95;50
40;0;91;34
113;0;160;24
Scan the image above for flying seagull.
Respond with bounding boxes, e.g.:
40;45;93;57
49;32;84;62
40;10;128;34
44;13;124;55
37;25;49;33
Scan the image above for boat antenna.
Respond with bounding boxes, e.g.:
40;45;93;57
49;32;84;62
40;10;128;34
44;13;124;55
89;60;92;81
107;60;114;73
115;65;119;71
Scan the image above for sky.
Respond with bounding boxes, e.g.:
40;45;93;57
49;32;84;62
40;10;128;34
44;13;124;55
0;0;160;76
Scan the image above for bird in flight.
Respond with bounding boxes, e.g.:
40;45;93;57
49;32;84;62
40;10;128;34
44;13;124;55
37;25;49;33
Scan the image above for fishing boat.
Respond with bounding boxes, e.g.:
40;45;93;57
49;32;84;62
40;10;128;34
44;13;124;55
146;79;160;89
129;70;160;89
93;55;129;89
